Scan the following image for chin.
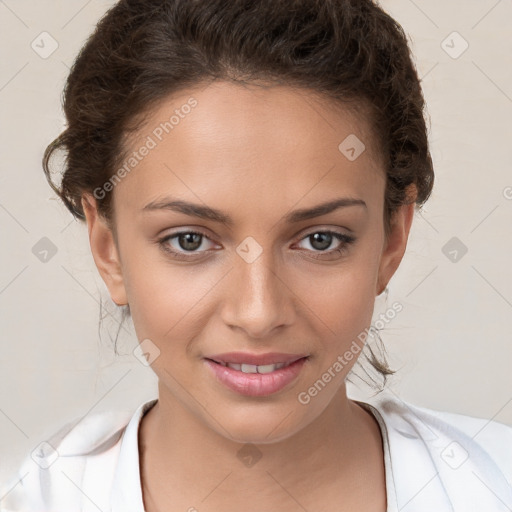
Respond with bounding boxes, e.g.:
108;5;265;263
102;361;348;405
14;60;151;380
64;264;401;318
210;402;311;446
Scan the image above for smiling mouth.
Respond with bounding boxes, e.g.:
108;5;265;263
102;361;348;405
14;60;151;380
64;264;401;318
204;355;310;396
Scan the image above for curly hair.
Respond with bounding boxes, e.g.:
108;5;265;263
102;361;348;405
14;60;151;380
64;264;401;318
43;0;434;390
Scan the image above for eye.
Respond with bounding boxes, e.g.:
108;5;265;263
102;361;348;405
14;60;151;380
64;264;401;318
157;229;356;261
158;230;217;260
294;230;356;260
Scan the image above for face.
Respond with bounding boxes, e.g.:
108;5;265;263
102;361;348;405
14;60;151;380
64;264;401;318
82;81;415;444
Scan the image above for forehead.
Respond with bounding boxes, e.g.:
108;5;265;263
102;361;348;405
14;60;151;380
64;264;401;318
114;81;385;217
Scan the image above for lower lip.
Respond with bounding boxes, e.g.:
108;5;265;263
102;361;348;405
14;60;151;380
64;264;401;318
204;357;308;397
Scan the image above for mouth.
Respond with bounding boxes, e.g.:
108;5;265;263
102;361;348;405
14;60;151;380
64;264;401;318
203;353;310;397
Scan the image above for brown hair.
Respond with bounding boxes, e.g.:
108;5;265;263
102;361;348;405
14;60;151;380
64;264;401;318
43;0;434;391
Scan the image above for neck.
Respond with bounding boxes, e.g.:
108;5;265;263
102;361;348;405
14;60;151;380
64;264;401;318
139;382;385;511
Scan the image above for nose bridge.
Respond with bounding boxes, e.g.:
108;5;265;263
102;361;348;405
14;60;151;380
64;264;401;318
224;238;293;337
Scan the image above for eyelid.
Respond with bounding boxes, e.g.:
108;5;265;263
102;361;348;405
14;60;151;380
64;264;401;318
293;225;353;242
161;228;218;248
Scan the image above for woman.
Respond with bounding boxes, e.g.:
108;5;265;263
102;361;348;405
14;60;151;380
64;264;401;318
2;0;511;511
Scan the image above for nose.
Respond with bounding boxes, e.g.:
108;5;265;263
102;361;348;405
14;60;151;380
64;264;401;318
221;246;295;339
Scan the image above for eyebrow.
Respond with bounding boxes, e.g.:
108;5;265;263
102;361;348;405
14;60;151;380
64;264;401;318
142;196;367;226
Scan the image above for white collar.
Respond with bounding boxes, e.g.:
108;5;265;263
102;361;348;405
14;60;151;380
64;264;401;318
110;398;157;512
355;392;512;511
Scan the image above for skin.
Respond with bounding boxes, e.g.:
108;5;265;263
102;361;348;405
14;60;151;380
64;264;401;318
82;80;416;512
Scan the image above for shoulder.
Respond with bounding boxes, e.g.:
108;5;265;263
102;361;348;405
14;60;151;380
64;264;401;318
382;394;512;475
357;391;512;510
0;400;154;512
406;399;512;474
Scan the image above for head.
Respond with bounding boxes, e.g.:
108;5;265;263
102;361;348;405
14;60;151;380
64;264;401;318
44;0;433;443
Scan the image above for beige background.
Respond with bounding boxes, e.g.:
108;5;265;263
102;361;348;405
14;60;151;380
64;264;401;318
1;0;511;486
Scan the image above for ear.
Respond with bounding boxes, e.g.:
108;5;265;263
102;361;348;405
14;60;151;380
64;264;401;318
376;184;417;296
81;193;128;306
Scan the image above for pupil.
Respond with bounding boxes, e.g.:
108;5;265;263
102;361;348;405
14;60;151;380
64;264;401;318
180;233;202;251
311;232;332;251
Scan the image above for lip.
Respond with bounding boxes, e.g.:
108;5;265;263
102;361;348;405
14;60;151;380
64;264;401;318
204;356;309;397
206;352;308;366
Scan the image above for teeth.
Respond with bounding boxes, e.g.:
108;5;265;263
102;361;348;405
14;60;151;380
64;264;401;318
225;362;289;373
241;364;257;373
256;364;280;374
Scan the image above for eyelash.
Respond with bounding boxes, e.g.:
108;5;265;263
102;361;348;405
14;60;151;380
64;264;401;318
157;229;356;261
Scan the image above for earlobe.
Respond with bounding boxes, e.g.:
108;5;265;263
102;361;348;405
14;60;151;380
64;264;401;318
376;185;417;296
81;193;128;306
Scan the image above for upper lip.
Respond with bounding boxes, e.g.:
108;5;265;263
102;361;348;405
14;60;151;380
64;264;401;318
206;352;308;366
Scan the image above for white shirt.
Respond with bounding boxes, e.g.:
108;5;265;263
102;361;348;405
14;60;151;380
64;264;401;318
1;390;512;511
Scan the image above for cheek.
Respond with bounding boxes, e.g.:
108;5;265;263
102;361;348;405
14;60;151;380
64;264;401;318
312;278;375;347
296;251;380;353
121;247;218;344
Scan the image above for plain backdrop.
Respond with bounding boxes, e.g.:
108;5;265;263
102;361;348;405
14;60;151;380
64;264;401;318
1;0;511;486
